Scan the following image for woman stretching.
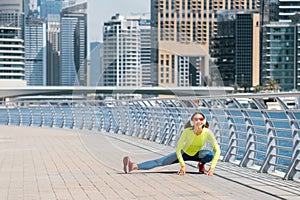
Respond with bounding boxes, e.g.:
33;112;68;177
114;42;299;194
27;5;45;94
123;112;221;176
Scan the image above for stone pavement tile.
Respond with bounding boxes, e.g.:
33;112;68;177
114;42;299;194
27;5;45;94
8;180;23;191
0;189;8;199
37;180;53;191
8;188;23;197
84;191;105;200
111;188;137;199
53;189;73;199
68;190;90;200
23;194;40;200
101;187;122;199
39;192;57;200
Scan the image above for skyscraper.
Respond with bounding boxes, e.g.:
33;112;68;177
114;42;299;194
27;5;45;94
47;18;60;86
0;0;26;86
90;41;102;86
139;18;152;87
24;18;47;86
24;0;47;86
235;11;260;88
150;0;260;87
38;0;64;86
103;14;142;87
60;1;87;86
262;19;300;92
211;10;237;86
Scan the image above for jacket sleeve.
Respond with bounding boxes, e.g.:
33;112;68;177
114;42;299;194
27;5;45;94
175;129;187;166
208;130;221;169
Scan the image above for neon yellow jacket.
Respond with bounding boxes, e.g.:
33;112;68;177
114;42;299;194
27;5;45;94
175;127;220;168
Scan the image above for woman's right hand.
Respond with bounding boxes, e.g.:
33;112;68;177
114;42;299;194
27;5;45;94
177;165;186;175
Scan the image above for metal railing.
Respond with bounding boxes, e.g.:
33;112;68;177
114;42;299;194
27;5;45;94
0;92;299;180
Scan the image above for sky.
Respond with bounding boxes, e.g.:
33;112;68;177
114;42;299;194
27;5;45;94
88;0;150;42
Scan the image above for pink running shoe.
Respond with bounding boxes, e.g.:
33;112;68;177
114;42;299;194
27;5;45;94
123;156;130;173
198;162;206;174
123;156;134;173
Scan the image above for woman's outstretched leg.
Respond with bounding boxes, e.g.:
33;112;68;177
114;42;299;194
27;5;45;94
123;152;178;173
137;152;178;170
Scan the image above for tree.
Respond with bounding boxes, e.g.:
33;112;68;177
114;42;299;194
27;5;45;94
254;84;263;93
263;78;280;92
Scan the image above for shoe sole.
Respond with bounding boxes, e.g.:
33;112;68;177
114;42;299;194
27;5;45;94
123;156;129;173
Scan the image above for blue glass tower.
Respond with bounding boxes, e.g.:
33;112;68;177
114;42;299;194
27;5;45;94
60;1;87;86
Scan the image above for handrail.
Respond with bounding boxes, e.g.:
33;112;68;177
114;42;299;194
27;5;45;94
0;93;299;180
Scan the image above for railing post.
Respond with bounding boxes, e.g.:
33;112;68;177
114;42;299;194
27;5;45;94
39;105;45;127
3;105;9;125
48;102;55;128
252;99;278;174
230;99;257;167
28;107;33;126
97;106;105;132
222;112;238;162
17;106;23;126
276;97;300;180
59;104;66;128
6;105;11;126
122;104;130;134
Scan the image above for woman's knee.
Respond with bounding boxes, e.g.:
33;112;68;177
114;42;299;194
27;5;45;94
198;150;214;163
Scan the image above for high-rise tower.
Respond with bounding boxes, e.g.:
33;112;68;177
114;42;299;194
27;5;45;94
103;14;142;87
151;0;260;87
24;0;47;86
60;1;87;86
38;0;65;86
24;18;47;86
0;0;26;86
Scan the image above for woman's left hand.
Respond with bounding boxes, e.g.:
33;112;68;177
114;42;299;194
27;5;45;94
177;165;186;175
207;168;214;176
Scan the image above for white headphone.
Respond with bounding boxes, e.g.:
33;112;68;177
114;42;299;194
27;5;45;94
190;113;206;127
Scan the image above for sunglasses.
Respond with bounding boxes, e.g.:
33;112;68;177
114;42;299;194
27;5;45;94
193;117;205;121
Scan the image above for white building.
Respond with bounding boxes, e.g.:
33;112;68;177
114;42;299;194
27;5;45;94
0;26;26;86
103;14;142;87
0;0;26;87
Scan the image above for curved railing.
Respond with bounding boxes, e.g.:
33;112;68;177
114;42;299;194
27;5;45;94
0;92;299;180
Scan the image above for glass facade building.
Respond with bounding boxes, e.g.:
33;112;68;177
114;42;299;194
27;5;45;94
212;10;260;88
235;12;260;88
262;22;300;91
60;1;87;86
38;0;64;86
139;19;152;87
24;18;47;86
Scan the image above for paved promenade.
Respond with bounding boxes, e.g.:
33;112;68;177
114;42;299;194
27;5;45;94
0;126;299;200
